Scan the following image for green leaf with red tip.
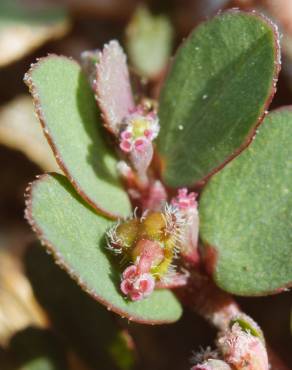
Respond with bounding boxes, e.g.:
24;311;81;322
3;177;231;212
26;173;182;324
24;56;131;219
157;11;280;188
199;108;292;295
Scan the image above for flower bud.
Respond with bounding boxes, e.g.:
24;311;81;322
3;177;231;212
119;103;160;183
217;322;269;370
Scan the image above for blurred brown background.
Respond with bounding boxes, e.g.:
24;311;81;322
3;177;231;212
0;1;291;369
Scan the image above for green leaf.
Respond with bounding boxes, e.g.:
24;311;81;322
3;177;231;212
26;173;182;323
25;244;135;370
0;1;69;67
10;327;68;370
157;11;280;187
24;56;131;219
199;108;292;295
126;6;173;78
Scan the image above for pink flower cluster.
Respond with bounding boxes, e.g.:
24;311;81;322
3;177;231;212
119;238;164;301
171;188;200;266
120;265;155;301
218;323;268;370
119;108;160;154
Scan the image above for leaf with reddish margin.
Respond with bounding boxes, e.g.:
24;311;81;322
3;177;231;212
157;11;280;188
25;173;182;324
199;108;292;296
24;55;131;219
95;40;135;135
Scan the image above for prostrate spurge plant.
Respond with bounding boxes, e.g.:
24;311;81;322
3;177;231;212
24;9;292;369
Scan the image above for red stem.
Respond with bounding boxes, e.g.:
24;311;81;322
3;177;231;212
175;269;240;331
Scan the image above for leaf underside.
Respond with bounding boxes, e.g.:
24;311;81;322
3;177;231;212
158;10;280;188
199;108;292;296
26;173;182;324
25;56;131;219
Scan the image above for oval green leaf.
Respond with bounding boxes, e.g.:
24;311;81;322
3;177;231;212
24;56;131;219
199;108;292;295
157;11;280;187
25;173;182;323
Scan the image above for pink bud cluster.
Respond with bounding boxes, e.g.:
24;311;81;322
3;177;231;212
121;265;155;301
217;323;269;370
190;317;268;370
171;188;200;265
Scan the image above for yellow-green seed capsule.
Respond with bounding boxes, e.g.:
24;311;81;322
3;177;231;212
141;212;167;240
116;218;140;248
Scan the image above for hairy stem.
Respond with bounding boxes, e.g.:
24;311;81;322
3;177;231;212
176;269;240;331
